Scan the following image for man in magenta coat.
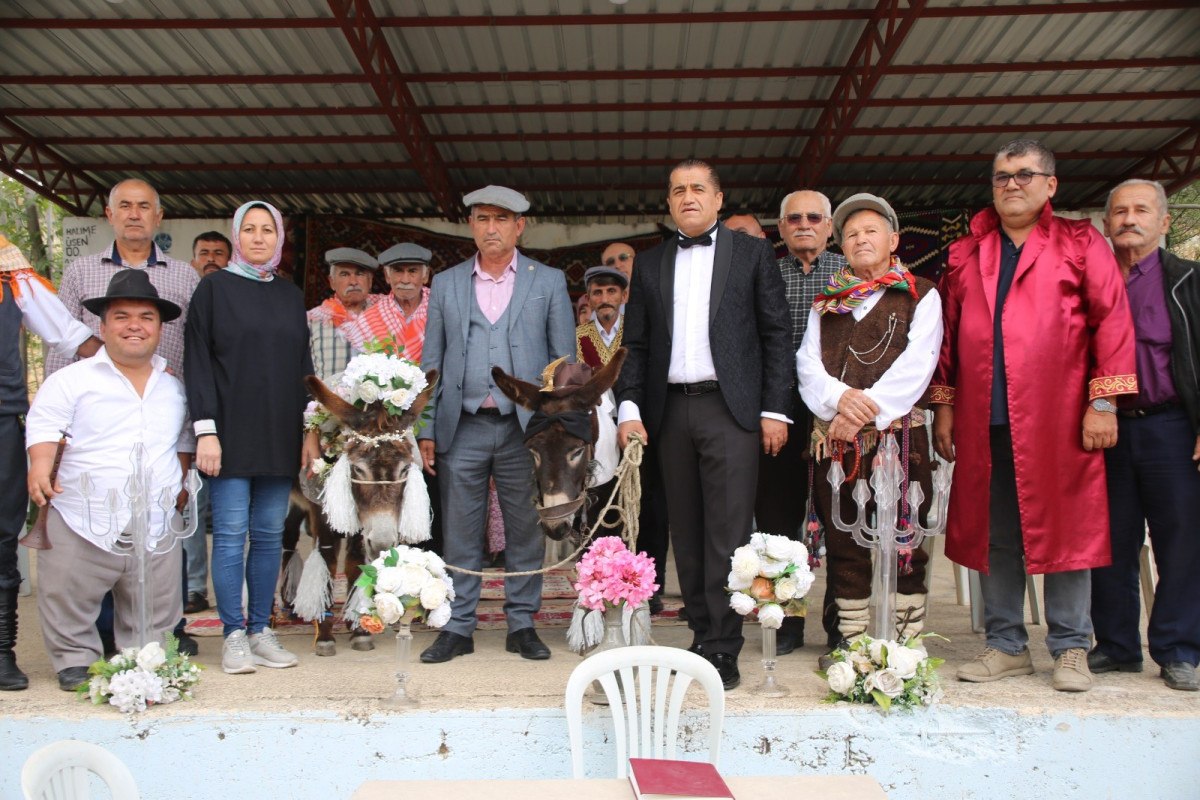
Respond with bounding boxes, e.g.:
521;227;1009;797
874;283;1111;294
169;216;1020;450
930;139;1137;693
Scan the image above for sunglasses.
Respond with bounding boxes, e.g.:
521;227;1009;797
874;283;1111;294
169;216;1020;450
783;212;826;226
603;253;633;266
991;170;1053;188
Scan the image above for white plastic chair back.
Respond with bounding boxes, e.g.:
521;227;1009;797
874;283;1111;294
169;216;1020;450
21;740;140;800
565;645;725;779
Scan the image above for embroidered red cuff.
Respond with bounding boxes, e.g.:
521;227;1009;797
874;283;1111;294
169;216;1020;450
1088;374;1138;401
929;385;955;405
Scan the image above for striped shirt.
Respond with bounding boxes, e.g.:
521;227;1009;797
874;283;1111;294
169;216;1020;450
777;250;847;352
309;319;357;381
46;242;198;380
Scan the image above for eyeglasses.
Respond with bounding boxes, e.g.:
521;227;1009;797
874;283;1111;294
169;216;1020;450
783;212;826;226
991;170;1053;188
603;253;633;266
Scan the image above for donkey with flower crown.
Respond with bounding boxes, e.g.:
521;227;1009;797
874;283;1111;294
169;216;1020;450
284;351;438;656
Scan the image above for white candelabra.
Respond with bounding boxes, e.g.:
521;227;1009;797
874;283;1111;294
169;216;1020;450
827;431;952;640
80;444;202;648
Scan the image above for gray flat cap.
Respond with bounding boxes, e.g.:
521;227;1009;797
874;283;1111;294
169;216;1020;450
324;247;379;271
831;193;900;244
378;243;432;267
462;185;530;214
583;265;628;289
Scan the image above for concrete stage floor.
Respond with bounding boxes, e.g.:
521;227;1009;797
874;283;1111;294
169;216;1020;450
3;536;1198;799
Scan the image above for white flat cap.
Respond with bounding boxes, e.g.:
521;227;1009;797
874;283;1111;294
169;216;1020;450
462;185;530;214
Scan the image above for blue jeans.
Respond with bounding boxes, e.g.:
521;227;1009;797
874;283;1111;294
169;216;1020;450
209;476;291;637
182;475;210;596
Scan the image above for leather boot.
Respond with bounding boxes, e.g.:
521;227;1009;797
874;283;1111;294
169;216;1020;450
0;587;29;691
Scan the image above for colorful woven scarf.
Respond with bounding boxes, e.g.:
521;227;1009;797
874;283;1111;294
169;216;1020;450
812;256;919;315
225;200;284;282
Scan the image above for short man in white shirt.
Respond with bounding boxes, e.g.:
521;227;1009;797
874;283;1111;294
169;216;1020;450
27;270;194;692
0;236;95;692
796;194;942;666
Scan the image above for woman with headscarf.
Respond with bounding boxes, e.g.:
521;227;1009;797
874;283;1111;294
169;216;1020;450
185;200;314;675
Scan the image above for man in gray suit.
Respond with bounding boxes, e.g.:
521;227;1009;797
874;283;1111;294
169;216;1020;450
418;185;575;663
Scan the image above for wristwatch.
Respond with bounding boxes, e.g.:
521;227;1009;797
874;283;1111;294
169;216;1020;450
1090;398;1117;414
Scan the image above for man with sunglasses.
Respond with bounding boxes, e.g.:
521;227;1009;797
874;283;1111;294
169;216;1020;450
931;139;1137;693
755;190;847;656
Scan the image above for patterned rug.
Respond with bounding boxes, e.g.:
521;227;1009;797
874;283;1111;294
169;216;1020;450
184;568;684;636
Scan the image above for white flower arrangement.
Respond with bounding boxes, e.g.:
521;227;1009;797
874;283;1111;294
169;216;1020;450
820;633;946;712
726;532;815;629
345;545;455;633
77;635;201;713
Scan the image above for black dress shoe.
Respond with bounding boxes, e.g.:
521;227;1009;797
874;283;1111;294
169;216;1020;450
1161;662;1199;691
184;592;210;614
58;666;91;692
1087;646;1143;673
648;594;664;615
420;631;474;663
505;628;551;660
775;632;802;656
708;652;740;690
686;642;704;657
177;632;200;657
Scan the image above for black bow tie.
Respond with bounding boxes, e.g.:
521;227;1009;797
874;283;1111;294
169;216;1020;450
678;225;717;250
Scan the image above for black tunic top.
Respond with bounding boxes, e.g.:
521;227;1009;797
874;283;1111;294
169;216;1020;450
184;269;313;478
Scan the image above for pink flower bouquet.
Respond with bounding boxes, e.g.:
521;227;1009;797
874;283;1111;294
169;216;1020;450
573;536;659;611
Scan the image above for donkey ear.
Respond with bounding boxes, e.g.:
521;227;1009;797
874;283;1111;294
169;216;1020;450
397;369;439;428
491;365;543;410
571;347;627;409
305;375;358;424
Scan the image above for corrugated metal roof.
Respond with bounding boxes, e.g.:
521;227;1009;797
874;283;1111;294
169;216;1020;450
1;0;1197;221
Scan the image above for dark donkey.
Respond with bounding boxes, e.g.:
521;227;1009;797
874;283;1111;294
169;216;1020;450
492;349;626;542
280;369;437;656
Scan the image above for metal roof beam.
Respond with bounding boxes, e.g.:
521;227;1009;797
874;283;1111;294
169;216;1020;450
1082;124;1200;203
0;116;106;216
8;120;1189;148
2;2;1190;29
326;0;457;220
5;57;1193;87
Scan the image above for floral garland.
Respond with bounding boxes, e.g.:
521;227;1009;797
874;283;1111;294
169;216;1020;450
820;633;945;712
344;545;455;632
77;634;201;714
726;532;815;628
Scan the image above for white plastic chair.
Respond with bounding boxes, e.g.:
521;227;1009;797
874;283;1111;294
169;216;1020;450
565;645;725;779
21;740;140;800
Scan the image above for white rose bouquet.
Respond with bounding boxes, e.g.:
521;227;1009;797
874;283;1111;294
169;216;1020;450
346;545;455;633
819;633;946;712
725;532;815;629
77;634;202;714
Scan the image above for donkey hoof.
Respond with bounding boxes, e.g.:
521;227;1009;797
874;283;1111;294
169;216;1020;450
315;640;337;657
350;635;375;652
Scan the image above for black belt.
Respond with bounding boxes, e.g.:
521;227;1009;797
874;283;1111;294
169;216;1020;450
473;406;504;416
1117;401;1179;419
668;380;719;396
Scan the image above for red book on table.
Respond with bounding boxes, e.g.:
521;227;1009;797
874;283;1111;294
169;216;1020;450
627;758;735;800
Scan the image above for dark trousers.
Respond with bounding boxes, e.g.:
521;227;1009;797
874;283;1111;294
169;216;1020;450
1093;408;1200;667
658;389;759;658
0;416;25;591
754;397;812;641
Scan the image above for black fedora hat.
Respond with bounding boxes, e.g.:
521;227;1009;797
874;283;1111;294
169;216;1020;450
82;269;182;322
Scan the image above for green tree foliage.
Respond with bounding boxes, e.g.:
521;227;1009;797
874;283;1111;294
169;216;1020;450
1168;184;1200;260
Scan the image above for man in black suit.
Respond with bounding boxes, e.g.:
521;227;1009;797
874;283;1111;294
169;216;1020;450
616;159;794;689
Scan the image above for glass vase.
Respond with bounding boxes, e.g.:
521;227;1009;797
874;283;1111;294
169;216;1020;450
589;604;627;706
383;618;418;708
752;625;789;697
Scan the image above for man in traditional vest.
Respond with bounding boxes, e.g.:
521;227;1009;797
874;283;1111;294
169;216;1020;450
795;194;943;669
576;265;626;369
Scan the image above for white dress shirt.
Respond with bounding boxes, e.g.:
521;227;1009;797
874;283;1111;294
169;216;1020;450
796;289;943;429
26;347;195;551
595;313;622;348
11;272;93;357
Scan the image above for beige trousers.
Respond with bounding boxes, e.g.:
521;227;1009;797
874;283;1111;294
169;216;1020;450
36;508;182;672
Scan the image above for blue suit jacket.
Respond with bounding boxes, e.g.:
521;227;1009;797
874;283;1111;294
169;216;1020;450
420;251;575;451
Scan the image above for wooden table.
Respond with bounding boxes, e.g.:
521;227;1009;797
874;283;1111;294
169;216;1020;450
352;775;888;799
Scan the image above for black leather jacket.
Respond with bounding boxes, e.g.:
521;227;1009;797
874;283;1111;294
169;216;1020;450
1162;249;1200;434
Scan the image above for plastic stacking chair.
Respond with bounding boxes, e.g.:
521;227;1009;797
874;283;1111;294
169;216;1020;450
565;645;725;779
21;740;140;800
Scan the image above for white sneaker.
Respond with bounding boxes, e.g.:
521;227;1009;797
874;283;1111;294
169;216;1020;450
222;629;257;674
249;628;299;669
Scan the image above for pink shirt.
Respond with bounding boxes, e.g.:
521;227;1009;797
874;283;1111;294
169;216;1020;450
472;251;518;406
